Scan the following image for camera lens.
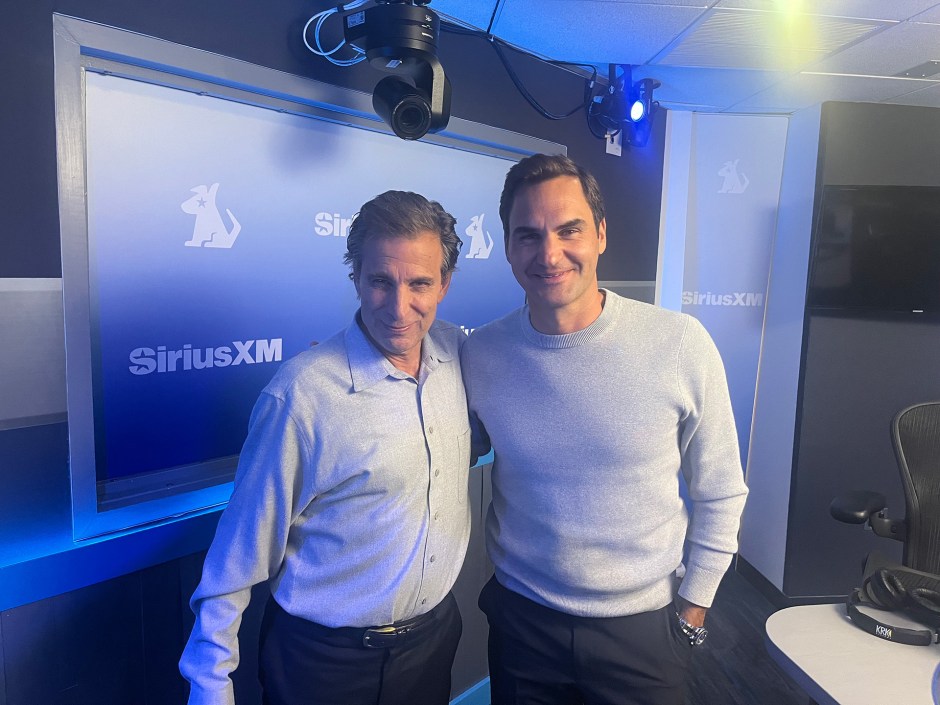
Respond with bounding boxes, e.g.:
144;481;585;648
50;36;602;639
392;99;431;139
373;76;432;140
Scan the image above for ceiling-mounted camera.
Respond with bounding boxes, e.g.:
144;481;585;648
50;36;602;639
344;0;451;140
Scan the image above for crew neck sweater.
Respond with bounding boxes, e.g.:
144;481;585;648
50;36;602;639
461;291;748;617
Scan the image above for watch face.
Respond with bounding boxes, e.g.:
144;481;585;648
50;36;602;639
676;613;708;646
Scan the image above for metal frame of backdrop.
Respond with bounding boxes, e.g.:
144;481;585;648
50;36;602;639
53;13;562;540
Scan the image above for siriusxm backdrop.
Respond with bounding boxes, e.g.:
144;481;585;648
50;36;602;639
85;72;523;483
679;114;788;468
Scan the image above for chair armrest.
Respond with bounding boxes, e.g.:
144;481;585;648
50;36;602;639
830;490;887;524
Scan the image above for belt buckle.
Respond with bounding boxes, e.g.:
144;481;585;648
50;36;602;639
362;624;411;648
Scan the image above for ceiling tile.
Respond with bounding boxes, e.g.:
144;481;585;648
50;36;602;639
659;43;829;70
431;0;501;31
655;7;887;71
731;72;937;111
882;81;940;106
490;0;706;64
807;21;940;76
716;0;940;22
909;3;940;22
633;65;786;109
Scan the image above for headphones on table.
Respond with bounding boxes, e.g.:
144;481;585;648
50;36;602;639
846;568;940;646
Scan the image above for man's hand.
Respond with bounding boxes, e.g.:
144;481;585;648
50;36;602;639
675;595;707;628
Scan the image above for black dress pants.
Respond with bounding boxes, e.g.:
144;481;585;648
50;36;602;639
479;577;692;705
259;593;462;705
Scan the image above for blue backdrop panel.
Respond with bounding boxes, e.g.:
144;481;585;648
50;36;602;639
680;114;788;468
84;72;521;484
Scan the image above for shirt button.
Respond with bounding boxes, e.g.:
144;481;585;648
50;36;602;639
428;426;434;434
434;512;440;521
429;555;436;563
421;598;428;605
434;469;440;477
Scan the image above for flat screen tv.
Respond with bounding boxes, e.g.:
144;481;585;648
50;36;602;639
808;185;940;312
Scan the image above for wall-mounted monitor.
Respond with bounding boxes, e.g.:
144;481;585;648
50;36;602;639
54;14;562;540
808;185;940;312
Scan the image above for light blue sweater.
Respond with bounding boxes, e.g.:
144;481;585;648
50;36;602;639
462;291;748;617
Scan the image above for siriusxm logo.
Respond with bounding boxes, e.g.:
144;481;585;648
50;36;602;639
128;338;282;375
182;183;241;248
718;160;750;194
315;212;354;238
683;291;764;307
465;214;494;260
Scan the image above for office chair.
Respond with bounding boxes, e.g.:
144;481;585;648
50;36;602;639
830;402;940;643
830;401;940;575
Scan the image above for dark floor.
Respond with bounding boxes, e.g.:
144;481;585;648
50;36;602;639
686;568;813;705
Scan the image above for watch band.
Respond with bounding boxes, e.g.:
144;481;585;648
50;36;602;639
676;612;708;646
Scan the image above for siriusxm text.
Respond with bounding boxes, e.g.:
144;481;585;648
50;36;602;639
315;212;353;238
128;338;282;375
682;291;764;307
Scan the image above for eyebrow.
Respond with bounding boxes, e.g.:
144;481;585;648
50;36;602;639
512;218;587;237
366;270;436;285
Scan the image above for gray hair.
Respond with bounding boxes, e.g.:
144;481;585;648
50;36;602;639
344;191;462;281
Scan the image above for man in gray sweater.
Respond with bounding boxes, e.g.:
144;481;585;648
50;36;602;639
461;154;748;705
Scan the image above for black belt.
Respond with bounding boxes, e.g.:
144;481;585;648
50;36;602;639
361;612;432;648
266;592;453;650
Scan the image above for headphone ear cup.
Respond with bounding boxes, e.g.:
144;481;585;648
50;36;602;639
864;569;908;609
908;587;940;627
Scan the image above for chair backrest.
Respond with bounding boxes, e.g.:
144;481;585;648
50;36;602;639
892;402;940;574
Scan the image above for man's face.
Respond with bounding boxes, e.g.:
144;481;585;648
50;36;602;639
355;231;451;373
506;175;607;325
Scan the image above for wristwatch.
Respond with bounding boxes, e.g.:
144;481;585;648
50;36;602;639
676;612;708;646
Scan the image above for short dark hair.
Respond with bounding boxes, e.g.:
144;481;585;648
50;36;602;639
498;153;606;249
344;191;462;281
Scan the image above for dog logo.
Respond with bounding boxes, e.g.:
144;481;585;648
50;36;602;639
181;183;241;248
718;160;750;194
465;213;494;260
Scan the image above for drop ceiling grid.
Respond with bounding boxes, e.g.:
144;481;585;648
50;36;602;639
881;79;940;106
807;21;940;77
490;0;705;64
655;9;890;71
732;72;938;111
717;0;940;22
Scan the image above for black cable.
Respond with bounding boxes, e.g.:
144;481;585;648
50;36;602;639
490;41;584;119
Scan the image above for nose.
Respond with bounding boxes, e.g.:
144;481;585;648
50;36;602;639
389;285;412;319
536;234;562;267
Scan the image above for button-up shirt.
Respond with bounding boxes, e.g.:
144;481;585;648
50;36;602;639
180;315;472;705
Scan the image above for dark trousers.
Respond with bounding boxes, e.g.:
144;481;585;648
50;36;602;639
479;577;692;705
259;593;462;705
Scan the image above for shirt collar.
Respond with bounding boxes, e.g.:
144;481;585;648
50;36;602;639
345;312;452;392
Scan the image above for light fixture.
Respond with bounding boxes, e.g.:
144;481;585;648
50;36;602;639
587;65;660;147
628;78;659;125
343;0;451;140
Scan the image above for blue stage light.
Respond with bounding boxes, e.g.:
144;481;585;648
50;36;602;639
629;98;646;123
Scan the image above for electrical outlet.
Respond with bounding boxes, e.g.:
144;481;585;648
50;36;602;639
606;130;622;157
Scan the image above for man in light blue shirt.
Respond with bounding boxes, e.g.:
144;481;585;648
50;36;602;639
180;191;472;705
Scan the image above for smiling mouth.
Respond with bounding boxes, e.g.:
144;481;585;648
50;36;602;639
535;271;570;280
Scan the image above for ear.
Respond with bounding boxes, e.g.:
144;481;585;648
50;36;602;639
597;218;607;255
208;183;219;199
